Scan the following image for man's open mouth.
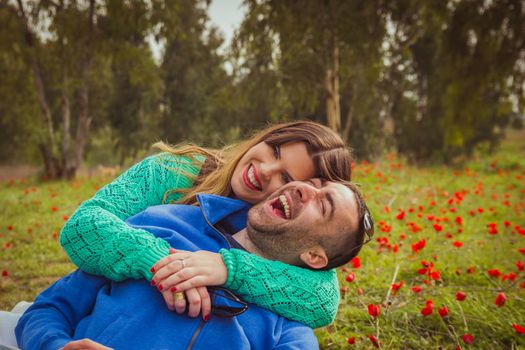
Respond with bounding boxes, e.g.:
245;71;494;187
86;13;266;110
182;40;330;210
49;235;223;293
269;194;291;219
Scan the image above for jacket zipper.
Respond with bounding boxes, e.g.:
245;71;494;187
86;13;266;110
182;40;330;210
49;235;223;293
186;205;233;349
199;205;233;249
186;320;206;350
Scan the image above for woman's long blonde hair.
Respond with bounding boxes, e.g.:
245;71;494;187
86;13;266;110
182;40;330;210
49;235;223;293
154;120;353;205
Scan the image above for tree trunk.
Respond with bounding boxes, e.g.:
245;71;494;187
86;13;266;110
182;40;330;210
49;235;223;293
323;8;341;134
17;0;62;179
72;0;95;176
342;81;357;143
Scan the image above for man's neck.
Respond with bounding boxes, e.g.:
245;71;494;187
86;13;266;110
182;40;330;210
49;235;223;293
232;229;266;258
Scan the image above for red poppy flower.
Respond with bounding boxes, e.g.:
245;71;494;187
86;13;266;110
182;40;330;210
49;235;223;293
502;273;517;282
367;304;380;318
411;239;426;253
421;300;434;316
512;324;525;334
345;272;356;283
466;266;475;274
396;211;406;220
456;291;467;301
453;241;463;248
504;221;511;227
433;223;443;232
351;257;361;269
7;225;13;231
347;337;356;345
494;292;506;307
462;334;474;345
438;305;449;318
369;335;380;348
455;216;463;225
412;285;422;293
516;261;524;271
427;215;435;221
1;270;8;277
51;206;58;212
391;281;404;293
488;269;502;278
357;288;364;295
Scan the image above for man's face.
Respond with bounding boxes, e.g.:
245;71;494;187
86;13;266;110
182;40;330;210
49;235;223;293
246;179;359;265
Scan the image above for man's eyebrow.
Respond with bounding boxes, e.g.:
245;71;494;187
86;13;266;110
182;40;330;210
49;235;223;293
327;192;335;221
319;179;335;219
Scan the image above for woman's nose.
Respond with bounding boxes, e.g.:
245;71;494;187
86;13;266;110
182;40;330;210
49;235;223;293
259;162;280;180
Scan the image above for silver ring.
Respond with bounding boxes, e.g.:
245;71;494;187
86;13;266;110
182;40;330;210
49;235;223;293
179;258;186;269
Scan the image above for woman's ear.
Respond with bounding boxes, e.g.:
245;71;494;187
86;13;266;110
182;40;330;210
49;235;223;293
299;247;328;270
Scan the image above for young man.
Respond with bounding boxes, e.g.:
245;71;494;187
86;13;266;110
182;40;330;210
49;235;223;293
16;180;372;350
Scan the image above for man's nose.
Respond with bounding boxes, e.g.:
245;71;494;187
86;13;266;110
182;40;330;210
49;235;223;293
296;182;321;203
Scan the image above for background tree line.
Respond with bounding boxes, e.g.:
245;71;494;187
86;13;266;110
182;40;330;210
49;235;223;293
0;0;523;179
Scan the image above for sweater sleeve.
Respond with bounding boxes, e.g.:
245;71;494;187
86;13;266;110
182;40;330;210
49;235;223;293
60;154;200;281
220;248;340;328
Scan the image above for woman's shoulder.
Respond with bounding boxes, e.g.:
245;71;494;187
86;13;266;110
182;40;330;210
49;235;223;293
142;152;205;170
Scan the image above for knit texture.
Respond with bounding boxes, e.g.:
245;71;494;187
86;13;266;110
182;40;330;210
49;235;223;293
60;153;340;327
221;248;340;328
60;153;200;281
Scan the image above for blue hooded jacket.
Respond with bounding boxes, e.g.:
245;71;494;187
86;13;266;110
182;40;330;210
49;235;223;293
15;194;318;350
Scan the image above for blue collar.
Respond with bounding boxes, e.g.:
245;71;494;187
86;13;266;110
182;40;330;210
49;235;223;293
196;194;251;230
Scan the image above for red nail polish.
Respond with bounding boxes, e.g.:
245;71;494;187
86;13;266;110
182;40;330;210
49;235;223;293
150;267;155;273
158;285;163;291
150;280;156;286
204;315;210;322
171;287;177;292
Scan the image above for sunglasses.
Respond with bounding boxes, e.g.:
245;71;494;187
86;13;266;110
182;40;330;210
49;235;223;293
362;210;375;245
209;287;248;318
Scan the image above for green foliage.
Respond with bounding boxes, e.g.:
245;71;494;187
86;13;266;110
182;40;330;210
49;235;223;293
0;0;523;167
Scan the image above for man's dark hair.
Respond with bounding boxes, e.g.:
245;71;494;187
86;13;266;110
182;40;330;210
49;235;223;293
318;182;372;270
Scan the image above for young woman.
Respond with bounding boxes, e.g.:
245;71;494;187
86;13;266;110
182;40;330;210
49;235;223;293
60;120;353;328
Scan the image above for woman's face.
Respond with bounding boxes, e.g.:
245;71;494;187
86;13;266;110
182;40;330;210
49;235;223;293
231;141;316;204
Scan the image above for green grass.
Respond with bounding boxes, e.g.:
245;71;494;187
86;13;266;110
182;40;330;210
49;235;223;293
1;130;524;349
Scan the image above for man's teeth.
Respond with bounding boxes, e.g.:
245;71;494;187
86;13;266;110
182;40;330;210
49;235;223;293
279;195;290;219
248;166;261;190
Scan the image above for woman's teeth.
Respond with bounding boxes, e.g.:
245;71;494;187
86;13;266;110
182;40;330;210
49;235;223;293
248;165;261;190
279;195;291;219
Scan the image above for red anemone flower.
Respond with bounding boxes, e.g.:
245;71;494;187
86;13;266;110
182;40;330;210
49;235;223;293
367;304;380;318
494;292;506;307
512;324;525;334
345;272;355;283
456;291;467;301
462;334;474;345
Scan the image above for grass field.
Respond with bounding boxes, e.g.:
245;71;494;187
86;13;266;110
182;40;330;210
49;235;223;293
1;130;524;349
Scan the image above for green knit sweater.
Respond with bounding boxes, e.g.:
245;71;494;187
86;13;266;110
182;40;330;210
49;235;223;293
60;153;340;328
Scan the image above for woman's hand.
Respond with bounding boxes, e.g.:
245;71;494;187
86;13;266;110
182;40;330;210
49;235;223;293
152;249;228;290
159;286;211;320
151;249;228;319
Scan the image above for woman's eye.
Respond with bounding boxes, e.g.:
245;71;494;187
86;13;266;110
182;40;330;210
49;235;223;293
273;145;280;159
281;173;291;183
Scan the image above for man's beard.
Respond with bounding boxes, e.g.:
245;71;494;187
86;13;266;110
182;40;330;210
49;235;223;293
246;210;318;266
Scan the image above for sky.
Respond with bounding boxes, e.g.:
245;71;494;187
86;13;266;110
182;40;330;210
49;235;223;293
207;0;245;49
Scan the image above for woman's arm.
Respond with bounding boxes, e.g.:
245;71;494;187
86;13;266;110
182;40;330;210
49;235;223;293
152;249;340;328
222;249;340;328
60;154;201;281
